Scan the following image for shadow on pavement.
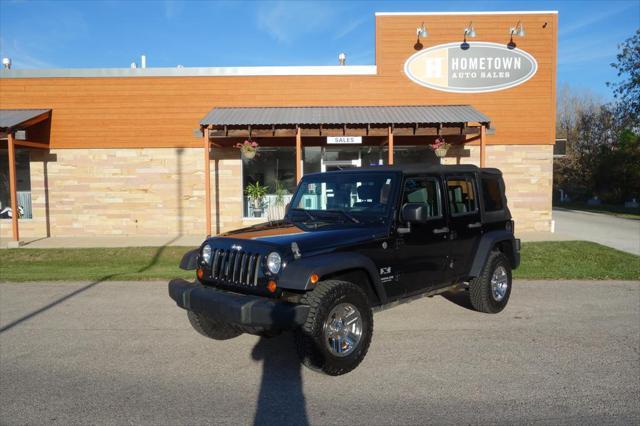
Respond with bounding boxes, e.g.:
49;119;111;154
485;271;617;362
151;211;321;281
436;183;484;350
0;236;183;334
440;289;475;312
251;332;309;426
0;275;114;334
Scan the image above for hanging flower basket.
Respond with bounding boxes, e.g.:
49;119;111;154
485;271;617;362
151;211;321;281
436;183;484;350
434;147;448;157
235;140;259;160
429;136;450;158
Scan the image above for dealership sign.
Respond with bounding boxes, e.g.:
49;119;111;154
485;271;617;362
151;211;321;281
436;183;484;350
327;136;362;144
404;42;537;93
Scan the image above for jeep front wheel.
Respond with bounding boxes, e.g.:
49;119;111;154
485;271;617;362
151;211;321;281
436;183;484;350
469;251;512;313
294;280;373;376
187;311;243;340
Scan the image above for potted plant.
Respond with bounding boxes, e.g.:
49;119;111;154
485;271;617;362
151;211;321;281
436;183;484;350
245;181;269;217
274;181;288;207
235;139;259;160
429;136;450;158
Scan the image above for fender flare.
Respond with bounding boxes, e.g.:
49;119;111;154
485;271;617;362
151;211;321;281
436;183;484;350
468;230;519;277
277;252;387;304
179;249;199;270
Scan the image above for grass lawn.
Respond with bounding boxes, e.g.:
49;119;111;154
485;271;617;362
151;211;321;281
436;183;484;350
555;202;640;220
0;246;194;282
0;241;638;282
513;241;639;280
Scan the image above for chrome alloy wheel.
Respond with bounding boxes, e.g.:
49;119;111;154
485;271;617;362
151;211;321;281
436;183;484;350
491;265;509;302
322;303;363;357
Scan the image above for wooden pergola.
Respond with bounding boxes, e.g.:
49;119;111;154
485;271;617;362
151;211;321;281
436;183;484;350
0;109;51;243
198;105;491;236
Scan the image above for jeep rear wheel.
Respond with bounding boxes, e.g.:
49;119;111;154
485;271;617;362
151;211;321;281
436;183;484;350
187;311;243;340
294;280;373;376
469;251;512;313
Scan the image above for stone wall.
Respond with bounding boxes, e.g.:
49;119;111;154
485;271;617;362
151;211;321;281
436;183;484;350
0;144;552;240
0;147;243;239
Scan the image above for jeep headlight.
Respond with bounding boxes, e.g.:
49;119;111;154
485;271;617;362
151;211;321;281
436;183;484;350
266;252;282;274
202;244;212;264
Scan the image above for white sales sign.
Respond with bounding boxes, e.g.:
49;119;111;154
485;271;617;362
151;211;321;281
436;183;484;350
327;136;362;144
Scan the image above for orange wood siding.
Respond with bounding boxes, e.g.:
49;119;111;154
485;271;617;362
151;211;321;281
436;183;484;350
0;13;556;150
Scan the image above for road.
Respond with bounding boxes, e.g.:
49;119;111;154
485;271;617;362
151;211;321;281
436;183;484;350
553;208;640;255
1;280;639;425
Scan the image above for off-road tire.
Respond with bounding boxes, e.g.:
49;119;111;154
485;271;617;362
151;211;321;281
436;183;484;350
469;250;512;314
294;280;373;376
187;311;243;340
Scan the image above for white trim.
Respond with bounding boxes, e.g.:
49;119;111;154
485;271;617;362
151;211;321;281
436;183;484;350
0;65;377;79
376;11;558;16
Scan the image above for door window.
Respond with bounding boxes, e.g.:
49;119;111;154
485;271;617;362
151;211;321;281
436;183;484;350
402;177;442;219
446;177;478;216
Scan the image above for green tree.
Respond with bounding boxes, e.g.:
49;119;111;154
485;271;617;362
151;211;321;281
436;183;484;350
607;29;640;126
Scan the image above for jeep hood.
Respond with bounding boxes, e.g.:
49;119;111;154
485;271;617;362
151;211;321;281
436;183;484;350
216;221;388;254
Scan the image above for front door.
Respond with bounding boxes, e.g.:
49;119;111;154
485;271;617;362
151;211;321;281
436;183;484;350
321;147;362;172
445;174;483;279
394;175;451;297
322;160;361;172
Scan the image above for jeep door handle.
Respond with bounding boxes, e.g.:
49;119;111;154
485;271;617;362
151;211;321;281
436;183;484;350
433;227;450;235
467;222;482;229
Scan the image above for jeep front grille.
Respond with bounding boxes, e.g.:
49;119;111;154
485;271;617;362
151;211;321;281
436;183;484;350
210;248;262;286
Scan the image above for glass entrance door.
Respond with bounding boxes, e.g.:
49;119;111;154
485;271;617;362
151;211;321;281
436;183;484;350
322;160;361;172
321;147;362;172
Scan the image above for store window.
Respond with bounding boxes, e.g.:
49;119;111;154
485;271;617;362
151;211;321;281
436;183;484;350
243;148;296;219
384;146;438;166
303;147;322;174
0;149;32;219
446;177;477;215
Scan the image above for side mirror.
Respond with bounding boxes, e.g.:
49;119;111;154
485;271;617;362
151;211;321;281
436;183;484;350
401;203;429;223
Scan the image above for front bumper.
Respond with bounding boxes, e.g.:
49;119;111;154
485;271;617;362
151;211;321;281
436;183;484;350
168;279;309;330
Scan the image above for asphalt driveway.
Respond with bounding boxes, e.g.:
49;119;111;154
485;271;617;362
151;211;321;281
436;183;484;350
1;280;638;425
553;208;640;255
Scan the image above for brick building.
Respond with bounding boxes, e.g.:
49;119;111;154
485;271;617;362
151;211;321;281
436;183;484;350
0;10;557;241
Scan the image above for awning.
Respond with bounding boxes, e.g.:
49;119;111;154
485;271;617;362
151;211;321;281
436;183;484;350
0;109;51;131
200;105;490;127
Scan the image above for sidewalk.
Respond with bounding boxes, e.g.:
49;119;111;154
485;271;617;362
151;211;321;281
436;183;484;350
0;235;204;249
2;231;567;249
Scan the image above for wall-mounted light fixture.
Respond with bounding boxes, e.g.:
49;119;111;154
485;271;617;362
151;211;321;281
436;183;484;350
461;21;476;50
510;21;526;37
338;52;346;65
414;22;428;50
416;22;428;38
508;21;525;49
464;22;477;39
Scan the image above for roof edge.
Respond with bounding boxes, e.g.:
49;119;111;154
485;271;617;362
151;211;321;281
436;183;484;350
0;65;378;79
0;108;51;131
375;10;558;16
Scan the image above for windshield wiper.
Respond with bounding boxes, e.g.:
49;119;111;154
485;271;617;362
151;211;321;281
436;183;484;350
327;209;360;224
290;208;317;221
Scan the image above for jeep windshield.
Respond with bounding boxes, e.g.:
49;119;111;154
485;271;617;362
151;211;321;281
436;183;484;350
287;171;397;225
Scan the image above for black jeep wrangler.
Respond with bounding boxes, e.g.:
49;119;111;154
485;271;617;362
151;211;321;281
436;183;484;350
169;165;520;375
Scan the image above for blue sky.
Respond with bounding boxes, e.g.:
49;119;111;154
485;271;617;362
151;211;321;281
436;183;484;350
0;0;638;99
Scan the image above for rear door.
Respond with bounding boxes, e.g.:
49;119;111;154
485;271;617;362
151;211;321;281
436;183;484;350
445;173;483;279
395;174;451;296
